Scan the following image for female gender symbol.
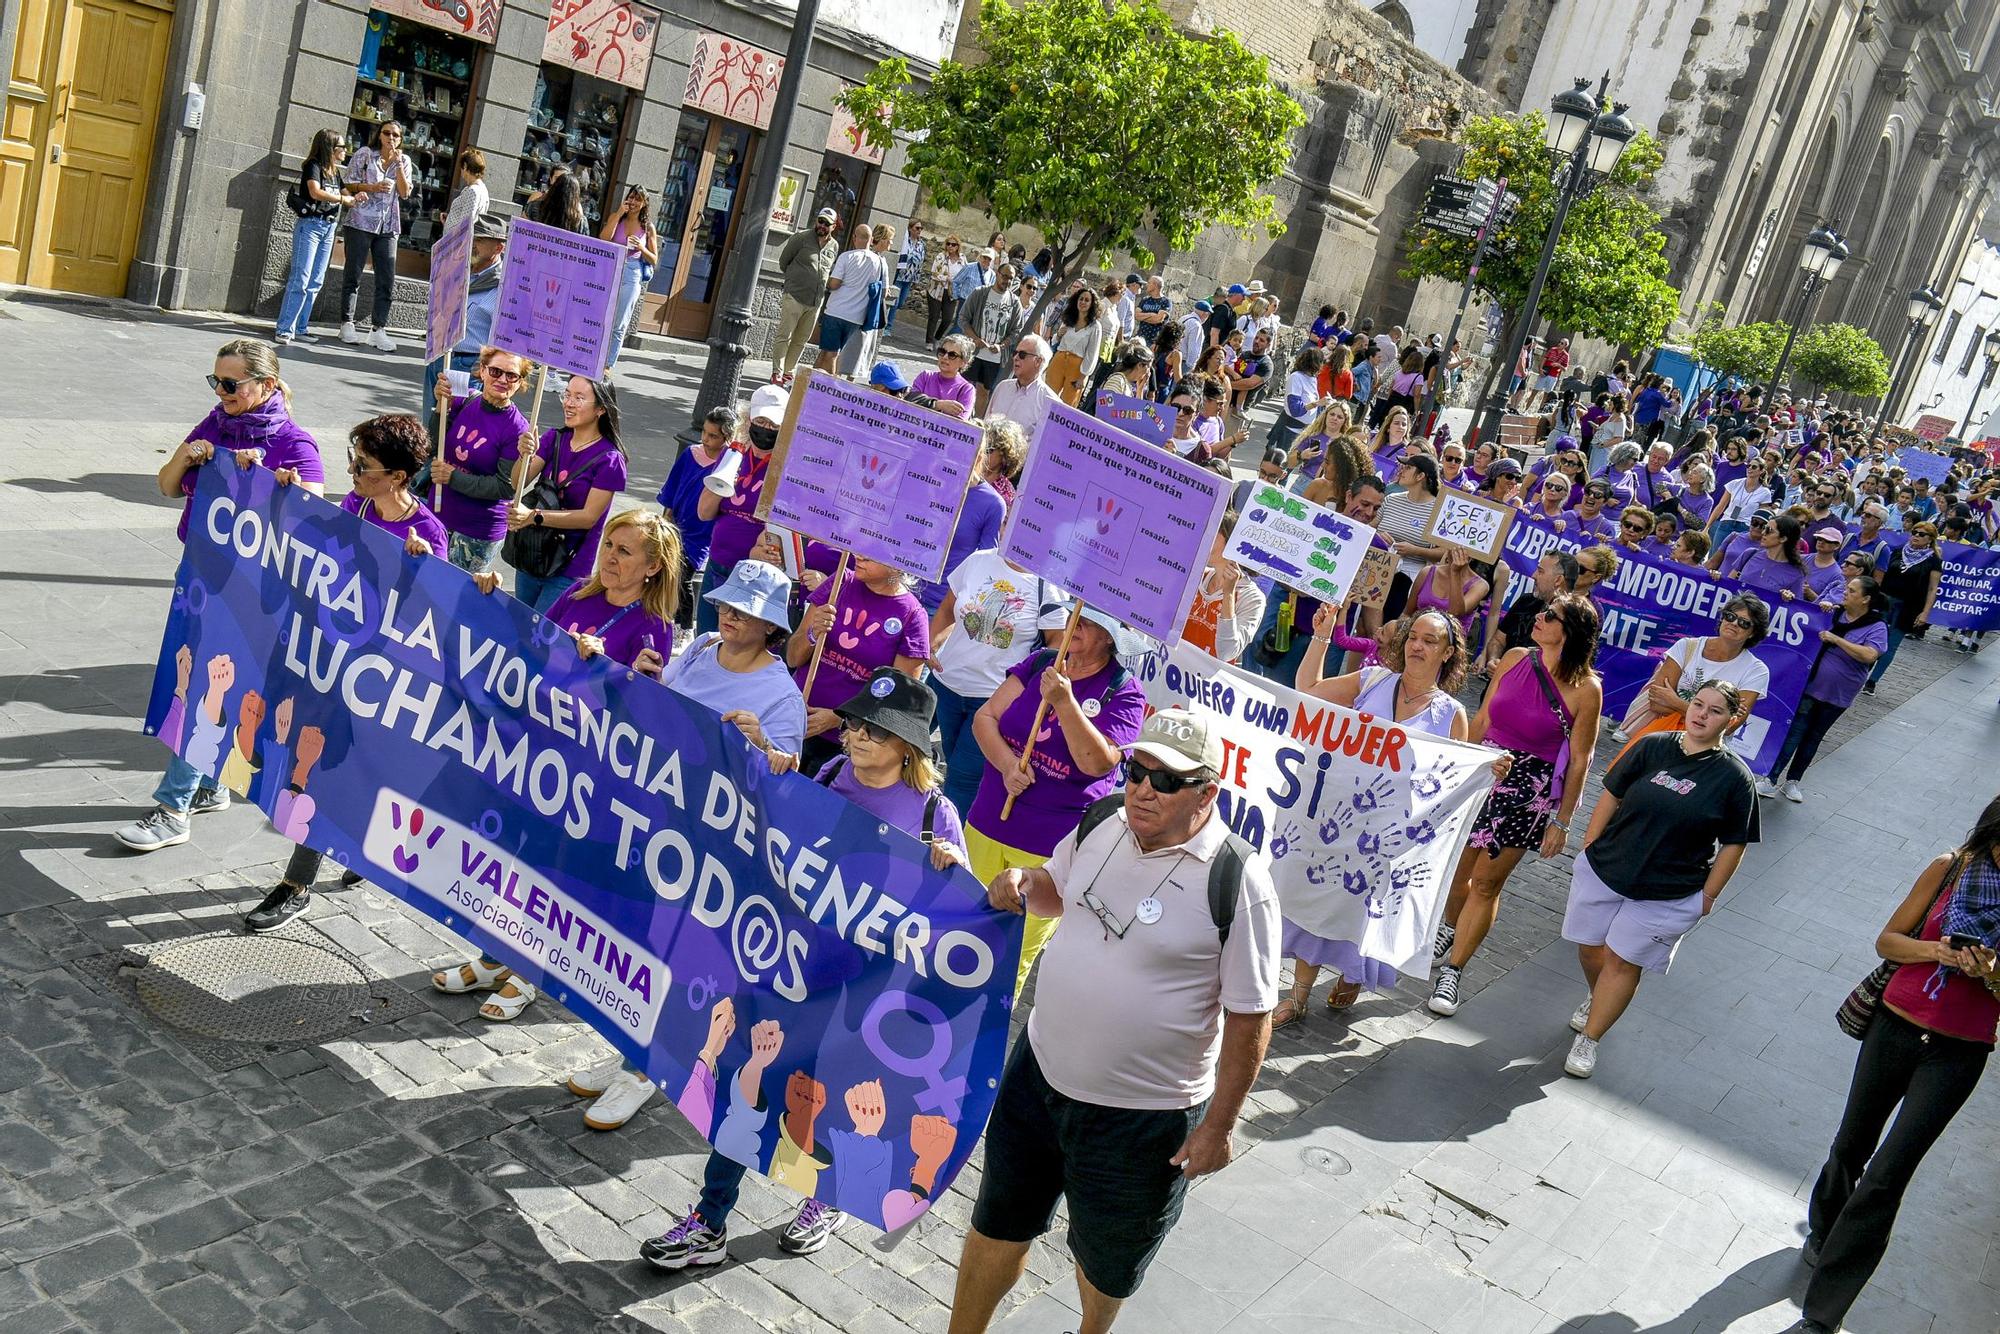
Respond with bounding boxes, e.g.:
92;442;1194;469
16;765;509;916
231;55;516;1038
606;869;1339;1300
860;991;966;1119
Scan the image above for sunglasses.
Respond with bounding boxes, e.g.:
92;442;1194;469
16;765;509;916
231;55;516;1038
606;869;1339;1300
940;350;965;361
345;452;390;476
206;374;262;394
1749;517;1769;527
842;719;893;744
1622;521;1649;533
1720;611;1754;628
484;368;525;383
1123;758;1209;794
1012;350;1035;361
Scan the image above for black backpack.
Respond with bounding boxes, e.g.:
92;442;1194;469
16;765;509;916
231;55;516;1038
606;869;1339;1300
1074;793;1252;943
500;431;592;579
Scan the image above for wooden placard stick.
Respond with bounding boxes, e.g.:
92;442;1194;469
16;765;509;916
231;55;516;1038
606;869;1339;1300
1000;599;1084;821
433;357;450;512
511;364;550;503
799;550;852;712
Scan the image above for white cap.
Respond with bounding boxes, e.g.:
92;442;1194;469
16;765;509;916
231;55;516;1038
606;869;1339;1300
747;383;789;425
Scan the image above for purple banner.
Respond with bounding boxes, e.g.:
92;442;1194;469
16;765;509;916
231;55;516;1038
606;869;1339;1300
762;372;985;581
1001;399;1228;642
491;218;624;382
147;464;1019;1230
1929;540;2000;631
426;210;476;364
1498;512;1830;774
1095;390;1176;447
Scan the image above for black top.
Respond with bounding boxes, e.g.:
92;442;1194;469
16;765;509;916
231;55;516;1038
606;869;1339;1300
1497;591;1546;652
1585;733;1760;900
298;161;340;219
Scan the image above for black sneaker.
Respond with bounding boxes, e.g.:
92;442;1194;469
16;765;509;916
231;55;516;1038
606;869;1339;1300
1432;922;1456;961
1862;680;1877;696
1780;1322;1833;1333
1427;964;1463;1016
640;1213;726;1269
1801;1234;1822;1267
339;869;364;887
244;885;309;932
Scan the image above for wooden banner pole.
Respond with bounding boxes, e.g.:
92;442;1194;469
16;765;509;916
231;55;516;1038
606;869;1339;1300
433;357;450;512
512;364;549;503
1000;599;1084;821
799;550;851;712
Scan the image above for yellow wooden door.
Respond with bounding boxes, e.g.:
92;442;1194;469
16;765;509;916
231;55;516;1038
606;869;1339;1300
0;0;66;284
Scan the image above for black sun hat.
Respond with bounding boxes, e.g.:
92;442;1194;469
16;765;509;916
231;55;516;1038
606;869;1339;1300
835;668;938;758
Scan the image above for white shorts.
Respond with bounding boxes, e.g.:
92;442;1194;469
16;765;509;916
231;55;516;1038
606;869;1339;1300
1561;852;1704;973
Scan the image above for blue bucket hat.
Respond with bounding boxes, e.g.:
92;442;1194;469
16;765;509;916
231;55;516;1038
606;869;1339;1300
704;560;794;631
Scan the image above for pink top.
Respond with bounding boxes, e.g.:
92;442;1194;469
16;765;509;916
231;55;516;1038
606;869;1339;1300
1883;880;2000;1046
1410;565;1482;635
1482;652;1570;764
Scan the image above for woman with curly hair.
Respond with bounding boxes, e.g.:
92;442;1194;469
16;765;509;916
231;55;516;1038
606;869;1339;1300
1430;594;1604;1018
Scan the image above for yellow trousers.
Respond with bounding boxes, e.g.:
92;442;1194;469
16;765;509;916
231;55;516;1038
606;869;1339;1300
968;826;1058;996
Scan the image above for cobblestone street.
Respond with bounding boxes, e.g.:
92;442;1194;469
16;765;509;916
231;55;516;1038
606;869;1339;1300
3;292;1999;1332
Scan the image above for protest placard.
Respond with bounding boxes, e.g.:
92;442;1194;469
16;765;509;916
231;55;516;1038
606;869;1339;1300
1094;390;1177;447
754;371;985;581
1928;539;2000;632
1000;399;1228;642
1425;487;1515;562
1894;445;1953;486
1496;510;1829;774
425;210;476;364
148;465;1018;1230
1226;484;1375;605
491;218;625;381
1351;547;1395;610
1136;643;1498;979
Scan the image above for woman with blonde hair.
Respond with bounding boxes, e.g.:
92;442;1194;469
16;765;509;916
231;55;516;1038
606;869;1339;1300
1300;415;1372;510
1370;404;1412;460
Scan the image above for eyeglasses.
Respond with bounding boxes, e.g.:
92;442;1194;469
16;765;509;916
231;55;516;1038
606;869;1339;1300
1720;611;1754;629
345;452;389;476
1012;350;1035;361
206;374;261;394
1081;889;1130;942
1123;758;1208;794
1443;454;1466;463
841;719;893;744
484;368;524;383
940;350;965;361
1621;521;1649;533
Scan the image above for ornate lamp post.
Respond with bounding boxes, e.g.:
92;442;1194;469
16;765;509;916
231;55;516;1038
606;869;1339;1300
1873;284;1946;436
1956;327;2000;439
1761;221;1849;402
1473;75;1635;447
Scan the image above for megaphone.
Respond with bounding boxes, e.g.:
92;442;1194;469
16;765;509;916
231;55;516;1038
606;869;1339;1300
703;446;744;497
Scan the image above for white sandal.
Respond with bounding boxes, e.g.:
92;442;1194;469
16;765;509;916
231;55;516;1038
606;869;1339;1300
432;958;508;994
479;976;537;1022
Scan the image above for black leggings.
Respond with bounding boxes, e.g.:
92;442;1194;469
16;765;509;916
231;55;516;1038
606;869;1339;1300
340;226;397;329
1804;1007;1988;1327
926;293;959;346
1772;695;1845;782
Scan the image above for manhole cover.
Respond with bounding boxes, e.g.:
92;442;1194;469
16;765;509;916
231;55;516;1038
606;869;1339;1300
126;935;392;1043
1302;1147;1352;1176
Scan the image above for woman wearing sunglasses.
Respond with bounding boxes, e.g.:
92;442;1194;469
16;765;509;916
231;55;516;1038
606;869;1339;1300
1707;459;1773;551
1757;575;1888;804
116;339;328;857
910;334;978;418
1431;595;1604;1019
1612;592;1769;746
966;605;1147;994
428;346;532;573
1866;521;1944;694
639;666;966;1269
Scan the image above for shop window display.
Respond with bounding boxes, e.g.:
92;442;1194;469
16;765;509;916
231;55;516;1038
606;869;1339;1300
347;11;481;254
516;65;636;231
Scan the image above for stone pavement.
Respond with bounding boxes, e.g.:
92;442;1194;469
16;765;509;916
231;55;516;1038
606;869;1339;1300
3;289;1999;1333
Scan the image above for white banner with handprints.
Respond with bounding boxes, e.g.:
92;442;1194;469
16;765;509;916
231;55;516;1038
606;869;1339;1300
1136;644;1498;977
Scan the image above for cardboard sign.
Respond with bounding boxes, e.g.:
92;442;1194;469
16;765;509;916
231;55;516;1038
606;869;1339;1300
425;210;476;364
1000;399;1228;643
1225;484;1375;606
754;371;986;581
1913;413;1954;442
1094;391;1177;448
1351;546;1395;610
1894;446;1953;487
1425;489;1515;562
490;218;625;382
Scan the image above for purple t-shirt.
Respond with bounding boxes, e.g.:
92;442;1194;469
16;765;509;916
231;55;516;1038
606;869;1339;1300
547;587;673;673
339;491;449;553
916;482;1006;611
534;428;630;579
439;394;529;542
910;370;976;415
655;445;728;571
1677;489;1715;528
796;578;930;713
707;449;772;572
178;400;325;541
1569;510;1616;543
1725;546;1807;601
965;655;1148;854
1804;558;1848;605
814;758;966;849
1805;614;1888;708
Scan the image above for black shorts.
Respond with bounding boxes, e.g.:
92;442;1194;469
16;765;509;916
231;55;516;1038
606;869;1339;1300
966;356;1004;390
970;1039;1207;1299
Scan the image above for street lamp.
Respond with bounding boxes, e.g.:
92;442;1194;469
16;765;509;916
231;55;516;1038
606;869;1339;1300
1761;221;1850;403
1873;283;1947;435
1957;326;2000;438
1474;76;1636;446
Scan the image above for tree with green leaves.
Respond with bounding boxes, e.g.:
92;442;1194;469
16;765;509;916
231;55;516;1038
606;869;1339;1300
1690;320;1790;385
1791;322;1892;398
838;0;1304;332
1402;111;1680;351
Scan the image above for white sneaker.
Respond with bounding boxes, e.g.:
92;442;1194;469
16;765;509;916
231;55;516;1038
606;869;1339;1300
1564;1033;1599;1078
275;332;294;346
1610;727;1629;743
582;1068;656;1130
566;1053;624;1098
1754;776;1780;799
368;328;396;352
1569;997;1593;1033
339;320;363;344
1781;780;1805;803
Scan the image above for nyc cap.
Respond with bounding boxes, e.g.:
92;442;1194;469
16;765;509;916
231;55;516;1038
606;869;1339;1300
1130;707;1223;775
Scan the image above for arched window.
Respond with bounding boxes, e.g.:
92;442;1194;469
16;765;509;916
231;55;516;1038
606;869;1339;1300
1373;1;1415;39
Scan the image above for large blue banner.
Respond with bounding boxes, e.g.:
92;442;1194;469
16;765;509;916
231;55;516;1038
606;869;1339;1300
147;465;1018;1231
1497;513;1830;774
1927;541;2000;632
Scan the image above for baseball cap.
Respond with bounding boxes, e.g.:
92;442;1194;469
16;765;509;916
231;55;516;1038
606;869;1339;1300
1124;272;1141;285
1751;508;1775;523
814;207;838;223
868;361;911;392
1129;707;1224;776
747;383;789;425
1193;299;1212;312
1227;283;1247;297
1813;526;1845;543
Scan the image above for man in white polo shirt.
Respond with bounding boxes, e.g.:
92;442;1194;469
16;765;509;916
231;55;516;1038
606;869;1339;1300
948;708;1280;1334
985;333;1060;443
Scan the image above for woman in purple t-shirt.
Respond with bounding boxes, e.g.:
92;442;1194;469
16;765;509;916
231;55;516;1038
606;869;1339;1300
429;346;532;573
508;376;629;613
1724;513;1809;602
786;557;930;774
1756;576;1889;803
115;340;327;861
